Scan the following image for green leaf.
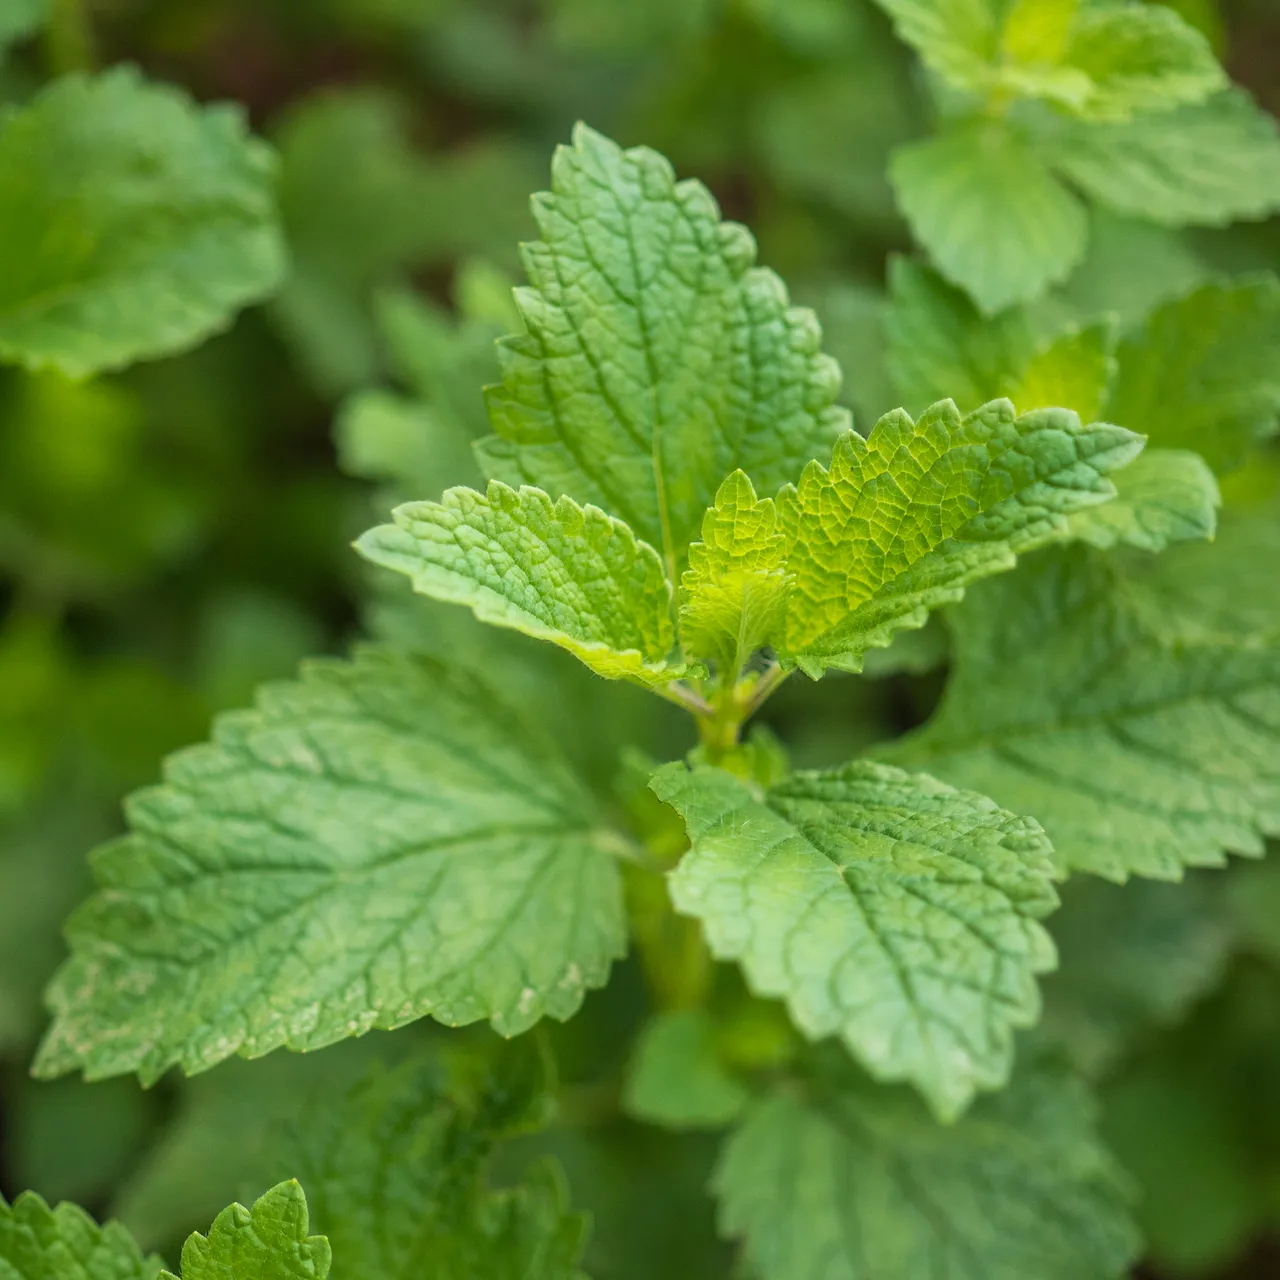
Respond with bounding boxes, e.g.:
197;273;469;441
891;123;1087;314
281;1050;589;1280
1047;89;1280;226
1067;448;1219;553
1053;1;1224;121
886;547;1280;881
0;0;46;48
477;123;849;573
357;482;684;686
651;759;1058;1120
1108;276;1280;473
622;1009;750;1130
884;257;1035;414
871;0;998;91
35;647;627;1084
0;1189;162;1280
1041;873;1231;1076
270;89;536;395
679;471;789;676
716;1059;1140;1280
0;67;284;377
165;1183;330;1280
1003;319;1116;423
774;398;1142;675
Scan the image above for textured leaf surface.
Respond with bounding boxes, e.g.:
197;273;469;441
622;1009;749;1130
168;1183;330;1280
0;1190;161;1280
281;1051;588;1280
357;482;682;685
887;548;1280;881
1108;277;1280;473
1047;89;1280;226
652;760;1059;1119
679;471;789;675
0;68;284;376
35;647;627;1083
716;1060;1140;1280
774;398;1141;674
891;123;1087;314
479;123;848;572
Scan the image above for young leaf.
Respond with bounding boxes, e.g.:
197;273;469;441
890;122;1087;314
478;123;849;573
1047;89;1280;226
716;1059;1140;1280
0;68;284;377
885;547;1280;881
774;398;1141;675
357;482;684;686
1003;319;1116;423
623;1009;750;1130
0;1189;162;1280
1054;2;1224;120
280;1051;589;1279
1108;277;1280;473
166;1182;331;1280
35;647;627;1084
651;759;1059;1120
679;471;789;676
871;0;998;92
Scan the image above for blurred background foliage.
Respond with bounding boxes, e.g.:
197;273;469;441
1;1;1280;1277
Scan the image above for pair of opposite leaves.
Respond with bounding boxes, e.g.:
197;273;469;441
358;128;1143;689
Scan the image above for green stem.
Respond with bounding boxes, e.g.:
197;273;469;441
45;0;94;75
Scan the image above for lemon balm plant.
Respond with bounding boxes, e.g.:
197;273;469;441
4;3;1280;1277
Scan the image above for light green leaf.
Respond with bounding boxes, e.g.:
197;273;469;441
0;68;284;377
679;471;789;676
871;0;998;90
884;257;1035;414
1067;448;1219;553
886;547;1280;881
1059;209;1212;325
35;647;627;1084
775;398;1142;675
651;759;1058;1120
1003;319;1116;422
1108;276;1280;473
0;0;46;48
478;123;849;573
1054;1;1224;120
1000;0;1077;66
281;1050;589;1280
1132;493;1280;639
622;1009;750;1130
891;123;1088;314
357;482;683;686
0;1189;162;1280
716;1059;1140;1280
1047;89;1280;226
166;1183;330;1280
